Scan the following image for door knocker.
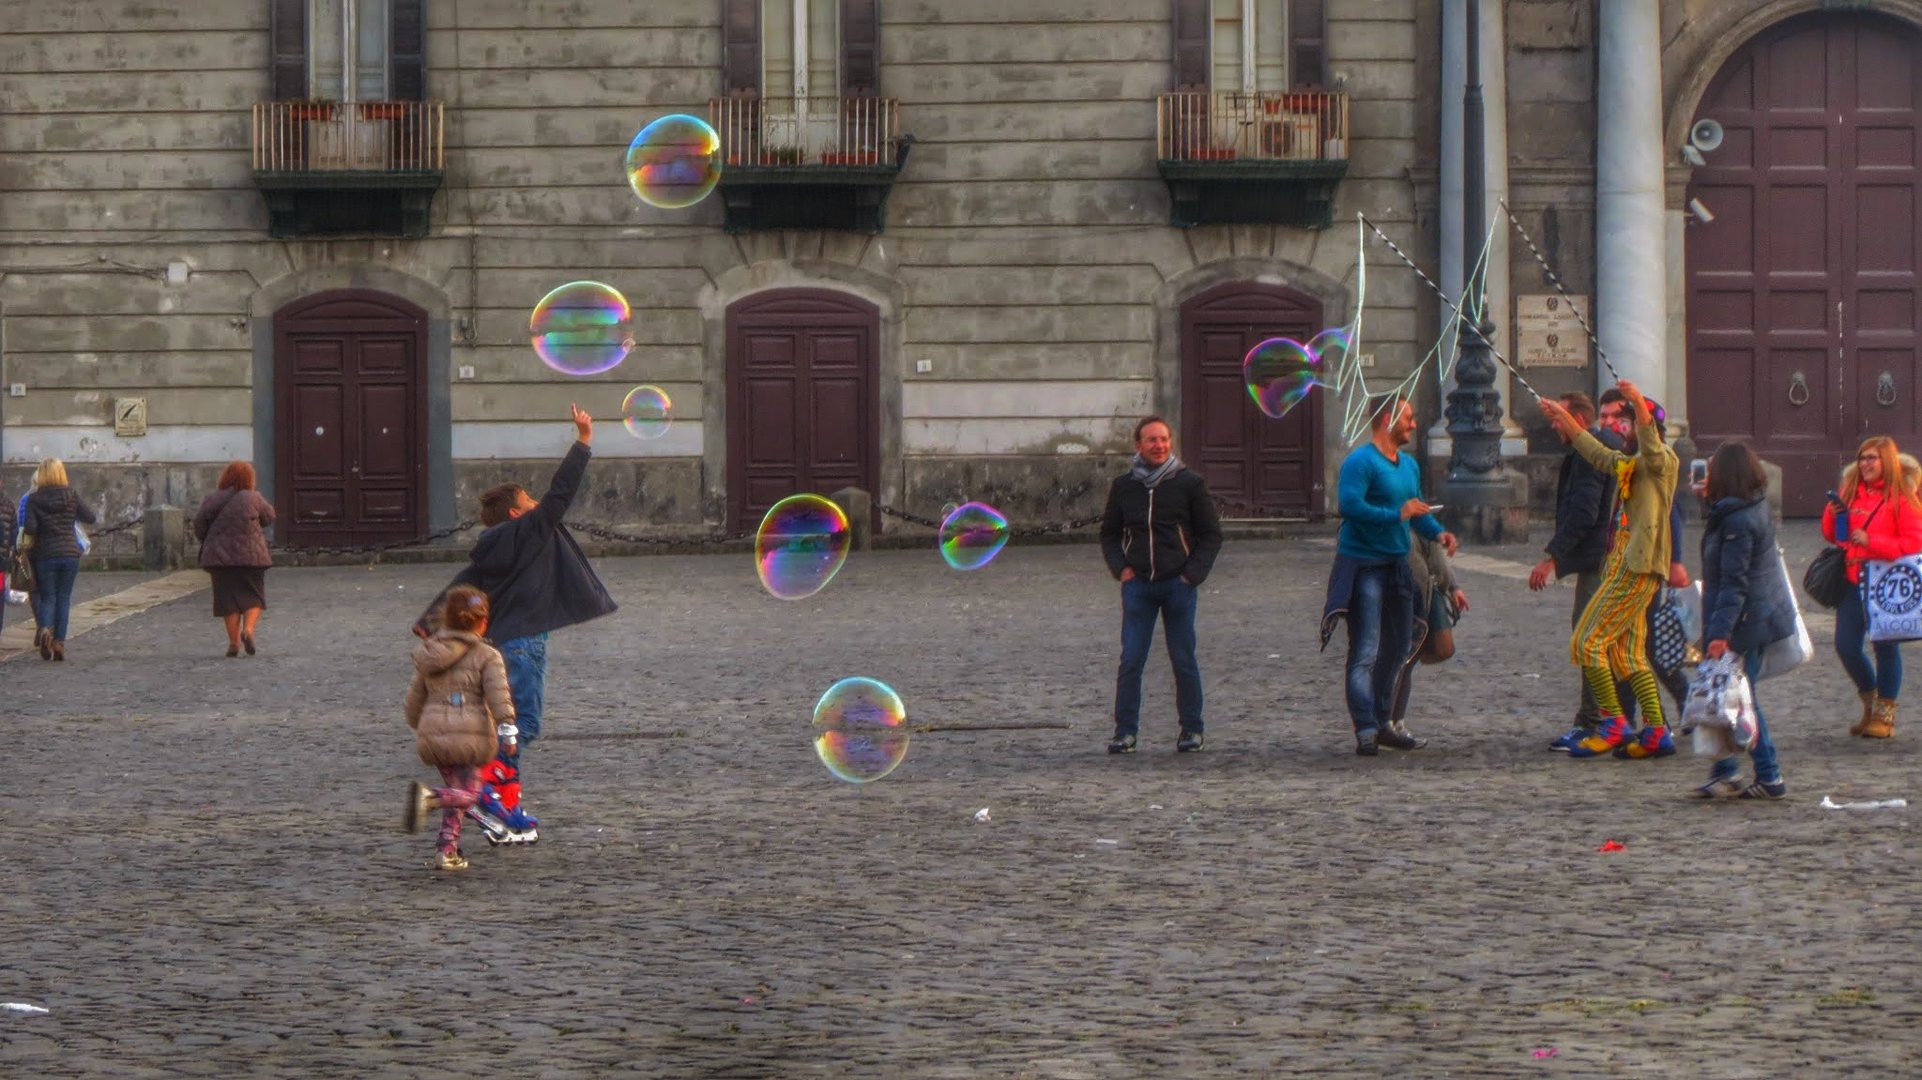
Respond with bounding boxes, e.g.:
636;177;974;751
1878;371;1898;407
1788;371;1811;407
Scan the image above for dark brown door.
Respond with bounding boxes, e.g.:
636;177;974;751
725;289;880;531
1181;282;1326;518
1688;13;1922;514
274;290;428;545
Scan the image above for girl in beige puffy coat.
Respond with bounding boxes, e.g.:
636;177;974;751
403;586;515;871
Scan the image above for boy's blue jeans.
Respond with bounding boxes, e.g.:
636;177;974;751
1112;576;1203;737
499;634;548;774
1345;563;1415;737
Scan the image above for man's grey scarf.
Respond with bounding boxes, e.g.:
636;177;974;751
1130;453;1183;490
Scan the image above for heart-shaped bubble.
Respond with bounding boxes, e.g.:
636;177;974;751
1242;337;1322;419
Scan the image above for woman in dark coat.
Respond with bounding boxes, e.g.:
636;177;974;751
1693;441;1799;800
194;460;276;657
21;458;97;661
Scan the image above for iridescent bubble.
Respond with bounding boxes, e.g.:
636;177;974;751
812;676;910;783
938;501;1010;571
755;494;851;601
1242;336;1321;419
1306;326;1354;371
621;385;673;440
529;281;634;376
626;114;722;210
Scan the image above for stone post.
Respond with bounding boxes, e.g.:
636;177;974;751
144;505;185;571
829;487;873;551
1596;0;1668;397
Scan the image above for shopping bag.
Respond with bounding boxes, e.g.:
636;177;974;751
1755;547;1813;681
1649;584;1699;678
1863;554;1922;643
1680;653;1758;756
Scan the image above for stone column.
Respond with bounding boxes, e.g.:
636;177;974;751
1595;0;1668;398
1432;0;1519;452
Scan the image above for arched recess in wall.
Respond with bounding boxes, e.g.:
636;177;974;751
1153;259;1349;519
1681;9;1922;516
250;263;454;535
698;261;903;529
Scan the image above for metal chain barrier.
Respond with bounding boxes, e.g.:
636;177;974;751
875;503;1103;538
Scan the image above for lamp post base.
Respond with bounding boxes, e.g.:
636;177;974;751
1439;471;1530;545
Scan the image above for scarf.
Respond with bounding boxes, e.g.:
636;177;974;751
1130;453;1183;490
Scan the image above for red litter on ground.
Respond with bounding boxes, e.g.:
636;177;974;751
1598;839;1625;853
1532;1047;1560;1058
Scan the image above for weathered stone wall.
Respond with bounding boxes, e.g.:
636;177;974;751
0;0;1428;533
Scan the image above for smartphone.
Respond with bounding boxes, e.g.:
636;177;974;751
1689;458;1708;484
1425;504;1445;512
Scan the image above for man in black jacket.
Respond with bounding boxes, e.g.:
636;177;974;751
417;405;618;841
1528;392;1621;750
1099;416;1224;754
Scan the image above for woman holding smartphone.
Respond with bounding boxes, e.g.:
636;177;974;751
1822;437;1922;738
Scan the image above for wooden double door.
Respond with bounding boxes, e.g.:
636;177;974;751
274;290;427;545
725;289;880;531
1688;13;1922;514
1180;282;1326;518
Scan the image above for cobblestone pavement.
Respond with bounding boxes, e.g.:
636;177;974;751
3;526;1919;1077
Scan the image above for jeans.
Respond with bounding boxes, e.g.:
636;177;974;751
499;633;549;776
32;557;79;641
1112;576;1203;736
1710;649;1782;785
1836;586;1904;699
1346;564;1415;736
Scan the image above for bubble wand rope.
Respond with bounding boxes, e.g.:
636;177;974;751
1497;198;1620;383
1358;213;1551;407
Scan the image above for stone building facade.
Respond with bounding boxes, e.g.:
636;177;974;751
0;1;1911;545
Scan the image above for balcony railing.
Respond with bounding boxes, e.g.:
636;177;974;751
1156;91;1349;163
250;100;445;172
708;94;902;167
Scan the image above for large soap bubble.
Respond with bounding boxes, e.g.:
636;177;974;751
812;676;910;783
529;281;634;376
754;494;851;601
626;114;722;209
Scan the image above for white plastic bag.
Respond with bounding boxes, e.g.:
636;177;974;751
1755;546;1813;680
74;523;90;555
1680;653;1758;756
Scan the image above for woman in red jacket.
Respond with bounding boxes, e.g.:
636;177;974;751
1822;436;1922;738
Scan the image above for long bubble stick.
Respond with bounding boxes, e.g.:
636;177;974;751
1498;198;1619;383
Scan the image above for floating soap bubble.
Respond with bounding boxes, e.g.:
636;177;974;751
621;385;673;440
1242;336;1321;419
812;676;910;783
755;494;851;600
1306;326;1354;371
938;501;1010;571
529;281;634;376
626;114;722;209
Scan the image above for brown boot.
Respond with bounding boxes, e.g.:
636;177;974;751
35;628;51;660
1863;697;1898;739
50;640;64;662
1851;690;1877;736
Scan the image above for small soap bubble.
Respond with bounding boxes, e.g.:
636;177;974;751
621;385;673;440
938;501;1010;571
1242;337;1321;419
626;114;722;209
529;281;634;376
812;676;910;783
755;494;850;600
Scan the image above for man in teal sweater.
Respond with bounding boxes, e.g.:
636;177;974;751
1320;396;1459;755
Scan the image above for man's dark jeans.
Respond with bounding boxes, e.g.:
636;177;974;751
1346;562;1414;737
1113;576;1203;738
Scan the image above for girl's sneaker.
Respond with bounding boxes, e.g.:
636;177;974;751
1692;776;1745;799
1738;778;1788;800
436;849;470;871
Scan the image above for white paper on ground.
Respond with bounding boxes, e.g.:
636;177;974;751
2;1003;49;1014
1819;795;1908;810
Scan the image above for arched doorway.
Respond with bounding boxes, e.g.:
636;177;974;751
273;290;429;545
724;288;881;531
1687;12;1922;514
1179;281;1326;518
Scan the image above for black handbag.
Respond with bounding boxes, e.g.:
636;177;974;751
1803;547;1849;609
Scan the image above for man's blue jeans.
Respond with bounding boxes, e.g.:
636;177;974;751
1836;586;1903;699
1113;576;1203;737
32;557;80;641
499;633;548;773
1709;648;1782;784
1345;563;1414;737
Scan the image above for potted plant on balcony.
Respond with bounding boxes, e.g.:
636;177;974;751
757;145;805;166
286;98;338;121
356;101;407;120
819;148;881;166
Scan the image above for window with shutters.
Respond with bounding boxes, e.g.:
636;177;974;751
763;0;840;102
1211;0;1288;94
310;0;390;101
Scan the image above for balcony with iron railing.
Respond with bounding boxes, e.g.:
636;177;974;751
1154;90;1351;228
706;94;910;233
249;99;447;238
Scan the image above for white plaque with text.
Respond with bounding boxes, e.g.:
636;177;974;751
1516;294;1590;368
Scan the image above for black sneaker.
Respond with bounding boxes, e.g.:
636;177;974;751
1377;723;1428;750
1355;731;1380;756
1738;778;1787;801
1176;730;1204;753
1107;733;1138;755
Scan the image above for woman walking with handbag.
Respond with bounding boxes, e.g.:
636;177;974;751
193;461;276;657
1822;436;1922;738
20;458;97;662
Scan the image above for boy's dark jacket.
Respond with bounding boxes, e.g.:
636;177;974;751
416;441;616;641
